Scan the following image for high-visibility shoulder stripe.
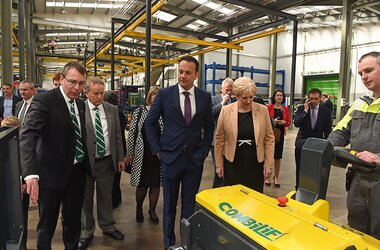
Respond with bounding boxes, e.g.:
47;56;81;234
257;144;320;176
334;97;380;132
334;105;354;131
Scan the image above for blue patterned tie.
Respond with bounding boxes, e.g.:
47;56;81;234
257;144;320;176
69;100;84;162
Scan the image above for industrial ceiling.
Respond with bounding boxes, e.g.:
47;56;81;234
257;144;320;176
7;0;380;78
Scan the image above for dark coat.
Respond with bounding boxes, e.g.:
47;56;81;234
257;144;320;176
0;94;22;119
294;104;332;149
19;88;91;190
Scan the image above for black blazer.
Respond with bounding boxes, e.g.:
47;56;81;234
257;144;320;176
294;104;332;149
20;88;91;190
322;99;333;112
0;95;22;119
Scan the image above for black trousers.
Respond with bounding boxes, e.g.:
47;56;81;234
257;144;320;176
37;165;85;250
210;146;224;188
20;193;30;250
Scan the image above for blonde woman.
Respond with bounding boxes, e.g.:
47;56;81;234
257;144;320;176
214;77;274;193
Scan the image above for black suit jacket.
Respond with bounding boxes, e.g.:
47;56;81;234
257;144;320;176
294;104;332;149
322;99;333;112
20;88;90;190
0;95;22;119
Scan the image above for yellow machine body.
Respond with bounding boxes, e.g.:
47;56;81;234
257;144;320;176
196;185;380;249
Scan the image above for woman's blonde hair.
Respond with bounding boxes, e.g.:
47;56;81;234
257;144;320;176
146;86;160;106
1;116;21;128
233;77;256;97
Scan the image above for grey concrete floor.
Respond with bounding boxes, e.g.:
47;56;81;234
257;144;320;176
26;128;348;249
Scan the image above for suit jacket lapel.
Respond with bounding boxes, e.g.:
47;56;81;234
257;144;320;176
252;103;260;144
103;103;113;139
54;88;75;130
15;101;22;117
85;100;95;135
173;84;185;124
231;102;239;145
192;87;201;122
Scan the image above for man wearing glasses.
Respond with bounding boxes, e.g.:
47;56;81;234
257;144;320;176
20;62;91;249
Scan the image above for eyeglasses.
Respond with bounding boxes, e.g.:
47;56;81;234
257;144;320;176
63;76;86;87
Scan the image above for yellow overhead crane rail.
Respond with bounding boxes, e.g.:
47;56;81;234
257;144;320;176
12;23;19;48
125;27;286;75
123;31;244;50
189;26;286;57
85;0;166;68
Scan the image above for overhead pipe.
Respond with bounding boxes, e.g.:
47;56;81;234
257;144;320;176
145;0;152;96
111;21;115;90
18;0;26;81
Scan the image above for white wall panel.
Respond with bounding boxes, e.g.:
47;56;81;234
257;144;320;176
205;23;380;102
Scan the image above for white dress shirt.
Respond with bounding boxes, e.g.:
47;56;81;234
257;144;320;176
18;96;34;121
88;101;111;157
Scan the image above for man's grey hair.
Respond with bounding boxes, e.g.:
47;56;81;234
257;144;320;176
20;79;35;89
85;77;105;91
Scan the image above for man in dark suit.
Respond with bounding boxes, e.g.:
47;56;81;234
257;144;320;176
14;79;36;250
0;83;22;121
211;77;234;188
321;93;333;112
15;80;36;124
145;56;214;249
294;88;332;190
20;62;91;249
78;77;125;249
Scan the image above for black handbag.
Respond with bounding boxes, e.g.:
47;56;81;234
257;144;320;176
125;106;143;174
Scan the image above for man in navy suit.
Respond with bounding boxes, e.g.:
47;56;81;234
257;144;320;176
145;56;214;249
294;88;332;190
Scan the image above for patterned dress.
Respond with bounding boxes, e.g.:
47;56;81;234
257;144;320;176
126;106;162;187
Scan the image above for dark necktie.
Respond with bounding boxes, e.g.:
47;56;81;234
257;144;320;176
19;101;28;124
94;107;106;157
183;92;191;126
69;100;84;162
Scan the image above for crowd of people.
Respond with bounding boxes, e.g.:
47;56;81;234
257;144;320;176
1;51;380;249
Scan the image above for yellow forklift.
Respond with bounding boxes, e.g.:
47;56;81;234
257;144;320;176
172;138;380;249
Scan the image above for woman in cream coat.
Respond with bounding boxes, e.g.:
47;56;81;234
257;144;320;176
214;77;274;193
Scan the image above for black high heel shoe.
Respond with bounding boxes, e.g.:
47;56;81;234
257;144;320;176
136;207;144;223
149;210;159;224
273;177;280;188
264;179;271;186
